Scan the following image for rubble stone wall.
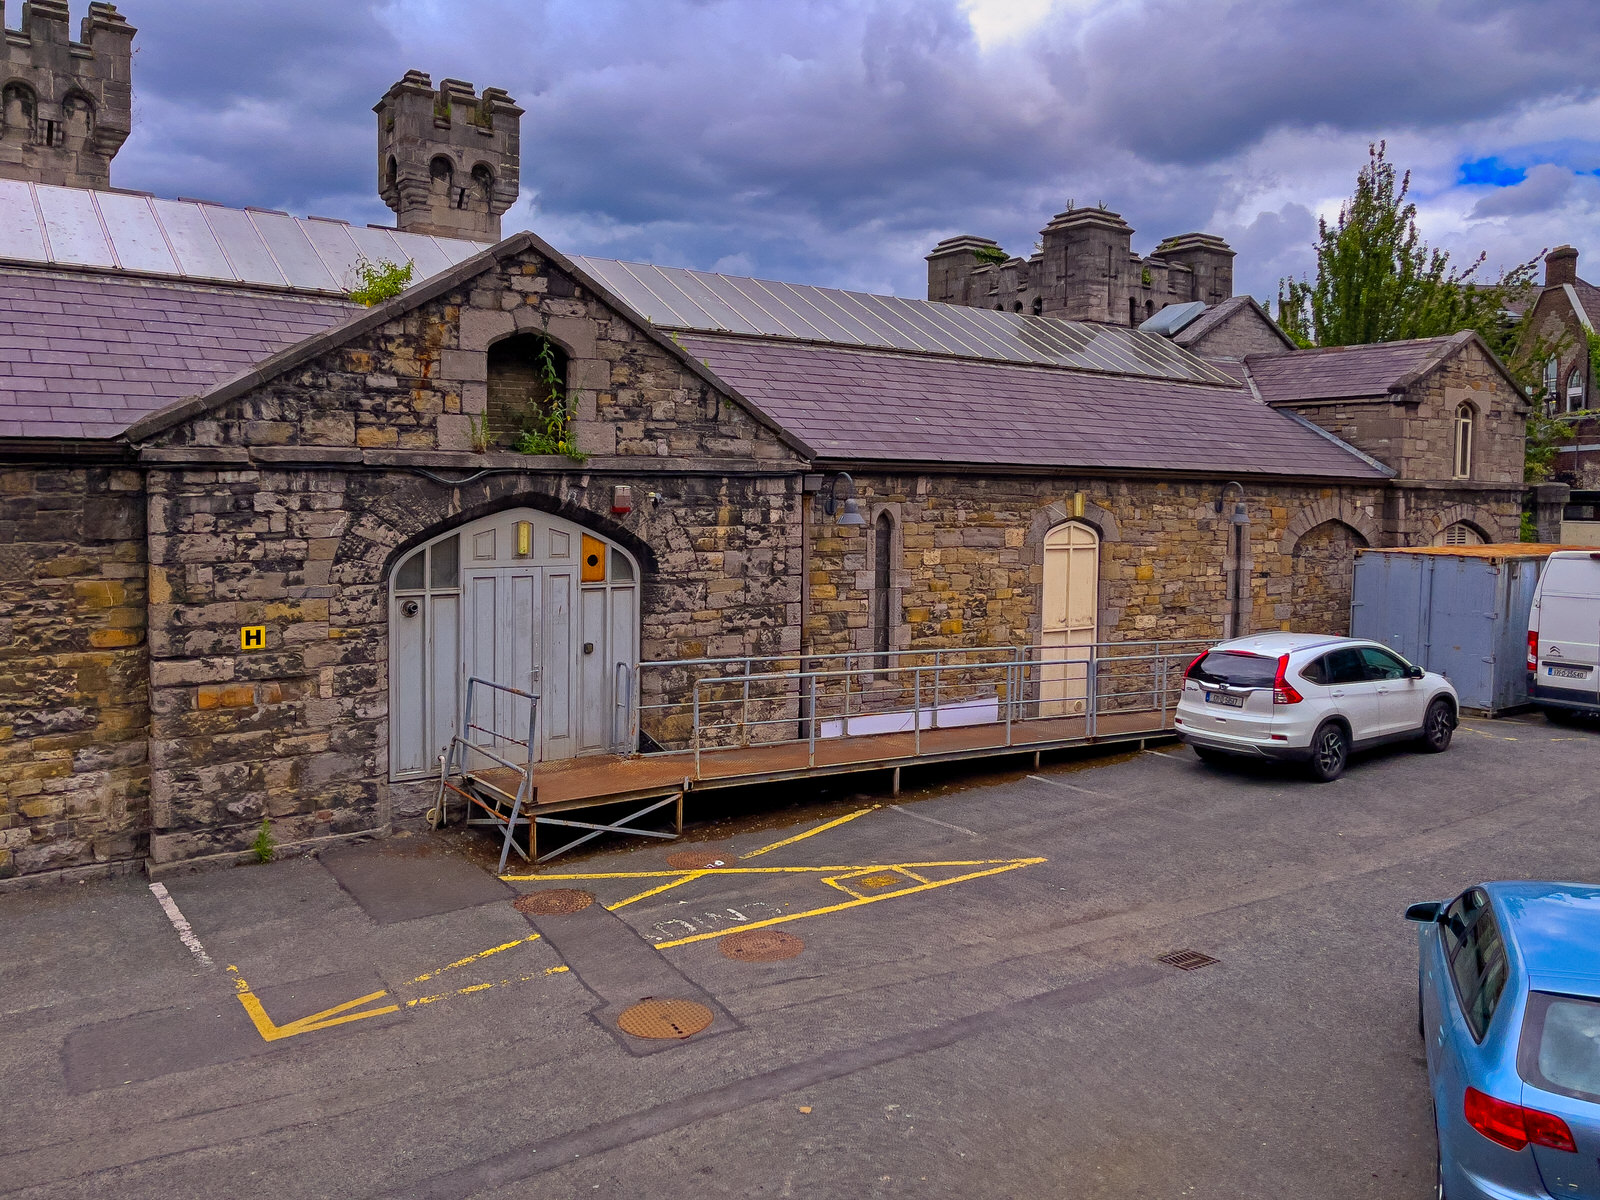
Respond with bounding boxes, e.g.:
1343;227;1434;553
0;464;148;882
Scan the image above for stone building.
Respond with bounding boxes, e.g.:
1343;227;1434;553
1516;245;1599;486
0;29;1531;887
0;1;133;189
926;206;1235;326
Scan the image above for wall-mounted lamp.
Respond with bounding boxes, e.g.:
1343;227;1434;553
1216;480;1249;526
820;471;867;526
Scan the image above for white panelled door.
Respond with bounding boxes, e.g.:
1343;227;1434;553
1040;521;1099;717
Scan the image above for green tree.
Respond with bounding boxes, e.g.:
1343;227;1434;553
1277;142;1538;350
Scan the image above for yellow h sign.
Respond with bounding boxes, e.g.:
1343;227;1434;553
240;625;266;651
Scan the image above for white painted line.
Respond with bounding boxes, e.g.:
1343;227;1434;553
1027;774;1122;801
148;882;214;969
1141;748;1186;764
888;804;979;838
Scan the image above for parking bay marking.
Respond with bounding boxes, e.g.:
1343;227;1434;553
511;857;1048;948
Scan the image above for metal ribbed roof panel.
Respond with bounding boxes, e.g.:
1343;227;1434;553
568;255;1237;385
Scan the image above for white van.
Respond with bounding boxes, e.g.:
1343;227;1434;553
1527;551;1600;720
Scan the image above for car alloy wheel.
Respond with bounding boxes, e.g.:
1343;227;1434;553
1308;723;1348;782
1421;699;1454;753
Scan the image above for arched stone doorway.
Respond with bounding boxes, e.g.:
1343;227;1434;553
388;507;640;779
1288;520;1368;634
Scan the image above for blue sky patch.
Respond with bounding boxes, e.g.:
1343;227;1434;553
1458;157;1527;188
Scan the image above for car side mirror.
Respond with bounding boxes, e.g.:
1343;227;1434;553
1408;665;1424;679
1405;901;1443;923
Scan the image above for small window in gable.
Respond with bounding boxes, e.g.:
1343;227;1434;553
487;334;568;447
1568;369;1586;414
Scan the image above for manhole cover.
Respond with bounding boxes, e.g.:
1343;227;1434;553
617;997;714;1040
1157;949;1219;971
513;888;595;916
666;850;729;869
856;872;902;889
720;929;804;962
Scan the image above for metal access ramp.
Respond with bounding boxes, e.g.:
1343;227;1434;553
433;676;686;870
431;676;540;874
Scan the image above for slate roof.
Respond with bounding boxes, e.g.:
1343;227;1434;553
1243;335;1462;404
1171;295;1295;353
680;333;1390;479
0;270;356;438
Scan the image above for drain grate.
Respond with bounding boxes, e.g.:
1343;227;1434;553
720;929;805;962
617;997;714;1040
666;850;729;870
513;888;595;916
1157;949;1219;971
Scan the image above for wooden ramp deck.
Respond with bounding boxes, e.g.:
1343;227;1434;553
467;708;1175;819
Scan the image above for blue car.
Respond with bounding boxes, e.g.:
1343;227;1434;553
1407;882;1600;1199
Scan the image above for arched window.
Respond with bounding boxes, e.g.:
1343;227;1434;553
1432;523;1486;547
61;92;93;146
871;511;894;671
429;155;455;204
1013;300;1023;313
1568;369;1586;414
487;334;568;447
2;82;35;139
385;155;399;191
1128;297;1139;326
1453;403;1474;479
1544;357;1560;405
469;163;495;210
1031;296;1043;316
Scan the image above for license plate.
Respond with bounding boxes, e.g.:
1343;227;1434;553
1547;666;1591;679
1205;691;1245;708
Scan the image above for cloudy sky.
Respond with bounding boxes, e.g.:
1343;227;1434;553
98;0;1600;303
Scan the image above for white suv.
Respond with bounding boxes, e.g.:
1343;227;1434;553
1173;633;1458;781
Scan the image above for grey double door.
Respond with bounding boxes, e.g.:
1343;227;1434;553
462;565;577;763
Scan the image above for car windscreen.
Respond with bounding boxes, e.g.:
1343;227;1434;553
1188;651;1277;688
1518;991;1600;1105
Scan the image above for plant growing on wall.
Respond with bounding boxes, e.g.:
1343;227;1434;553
251;817;276;864
971;245;1008;267
511;335;587;462
348;257;414;306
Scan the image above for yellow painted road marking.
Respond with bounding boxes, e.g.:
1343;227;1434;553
408;934;540;984
652;859;1045;949
504;859;1039;881
229;967;399;1043
738;806;876;859
607;871;707;911
405;965;570;1009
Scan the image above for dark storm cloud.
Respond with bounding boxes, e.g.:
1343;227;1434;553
109;0;1600;301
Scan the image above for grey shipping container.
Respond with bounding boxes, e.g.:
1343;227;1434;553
1349;544;1579;715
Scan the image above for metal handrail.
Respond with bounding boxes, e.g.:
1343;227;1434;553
682;642;1199;776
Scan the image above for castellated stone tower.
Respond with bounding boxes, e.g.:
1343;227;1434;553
0;1;135;190
376;70;522;242
928;204;1236;327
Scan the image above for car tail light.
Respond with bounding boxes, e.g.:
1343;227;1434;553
1184;651;1207;680
1527;630;1538;671
1272;654;1302;705
1464;1087;1577;1153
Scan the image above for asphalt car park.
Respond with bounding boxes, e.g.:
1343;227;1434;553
2;712;1597;1199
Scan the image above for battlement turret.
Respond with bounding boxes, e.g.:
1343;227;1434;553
376;70;522;242
0;1;135;189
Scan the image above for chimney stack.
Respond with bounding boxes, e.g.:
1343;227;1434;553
1546;245;1579;288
